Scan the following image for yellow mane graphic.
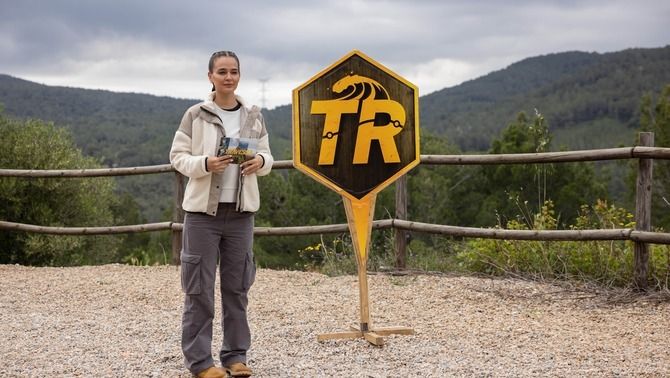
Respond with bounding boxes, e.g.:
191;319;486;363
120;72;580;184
332;75;390;100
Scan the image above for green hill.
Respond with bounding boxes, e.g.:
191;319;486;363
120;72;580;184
421;46;670;151
0;76;198;166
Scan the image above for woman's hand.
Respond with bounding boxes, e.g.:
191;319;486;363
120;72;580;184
206;155;233;173
240;154;264;176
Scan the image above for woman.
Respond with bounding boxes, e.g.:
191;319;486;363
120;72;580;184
170;50;273;378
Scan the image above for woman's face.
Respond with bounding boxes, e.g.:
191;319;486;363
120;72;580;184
208;56;240;95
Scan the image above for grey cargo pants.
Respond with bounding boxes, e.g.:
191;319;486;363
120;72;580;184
180;203;256;375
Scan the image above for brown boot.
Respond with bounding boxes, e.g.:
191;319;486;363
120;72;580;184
196;366;227;378
224;362;252;377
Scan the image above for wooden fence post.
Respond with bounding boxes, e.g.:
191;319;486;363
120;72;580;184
394;174;408;270
172;172;185;265
634;132;654;290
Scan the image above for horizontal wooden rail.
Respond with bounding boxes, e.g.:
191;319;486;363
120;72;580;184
633;230;670;244
391;219;670;244
3;147;670;178
0;160;295;178
420;146;670;165
253;219;393;236
0;164;175;177
0;219;390;236
0;220;175;235
3;218;670;245
391;219;633;240
270;160;294;169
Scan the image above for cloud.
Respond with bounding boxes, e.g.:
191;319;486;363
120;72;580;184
399;58;499;96
1;0;668;108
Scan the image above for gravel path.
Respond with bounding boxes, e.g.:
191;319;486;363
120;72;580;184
0;264;668;377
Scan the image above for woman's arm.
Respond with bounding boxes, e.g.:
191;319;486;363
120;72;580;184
169;109;210;179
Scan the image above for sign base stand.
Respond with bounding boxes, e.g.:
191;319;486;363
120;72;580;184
317;325;414;346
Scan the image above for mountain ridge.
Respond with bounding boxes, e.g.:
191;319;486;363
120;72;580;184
420;46;670;150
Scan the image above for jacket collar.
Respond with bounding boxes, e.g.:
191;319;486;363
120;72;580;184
205;92;247;109
199;93;248;126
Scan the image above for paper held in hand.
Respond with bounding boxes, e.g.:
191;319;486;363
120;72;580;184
217;137;258;164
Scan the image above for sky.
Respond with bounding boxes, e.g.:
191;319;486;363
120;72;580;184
1;0;669;109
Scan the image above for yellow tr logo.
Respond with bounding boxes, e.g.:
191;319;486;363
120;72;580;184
310;75;406;165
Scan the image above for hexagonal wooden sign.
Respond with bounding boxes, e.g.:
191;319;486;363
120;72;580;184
292;50;420;201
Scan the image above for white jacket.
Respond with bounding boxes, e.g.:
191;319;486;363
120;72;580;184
170;94;273;215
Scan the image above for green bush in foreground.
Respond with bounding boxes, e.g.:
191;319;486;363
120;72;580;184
0;111;120;265
457;200;670;289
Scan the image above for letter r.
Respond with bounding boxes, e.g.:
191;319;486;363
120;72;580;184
353;99;405;164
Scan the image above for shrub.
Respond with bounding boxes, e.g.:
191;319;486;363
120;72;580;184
457;200;669;289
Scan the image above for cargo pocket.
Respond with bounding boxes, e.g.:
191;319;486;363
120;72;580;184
242;252;256;290
180;253;202;295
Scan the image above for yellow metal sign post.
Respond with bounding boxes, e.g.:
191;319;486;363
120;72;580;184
292;50;420;345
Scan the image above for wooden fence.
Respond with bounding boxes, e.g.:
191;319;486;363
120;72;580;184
2;132;670;289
